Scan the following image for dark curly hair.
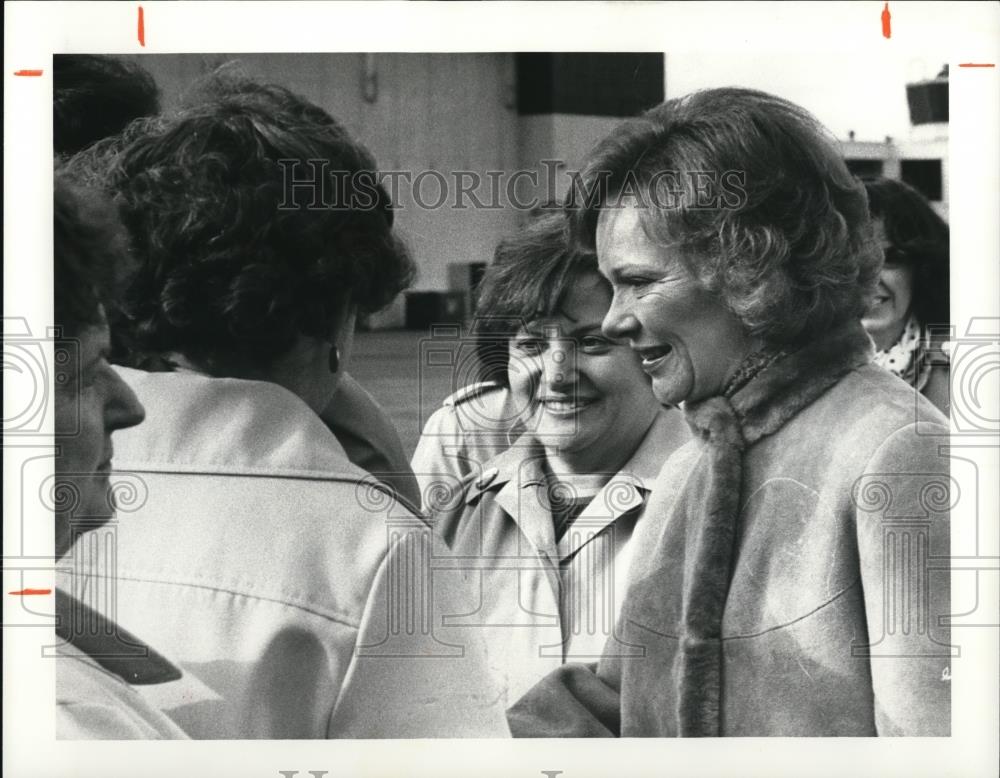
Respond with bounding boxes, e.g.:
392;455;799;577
64;68;414;370
571;87;881;348
53;55;161;157
474;210;601;387
54;172;131;338
863;178;949;330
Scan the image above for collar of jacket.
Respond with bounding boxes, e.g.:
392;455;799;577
111;366;372;483
685;321;875;446
55;588;181;685
463;407;685;504
462;409;688;559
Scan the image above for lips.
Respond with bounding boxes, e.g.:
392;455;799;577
539;396;597;414
96;447;113;472
635;344;673;371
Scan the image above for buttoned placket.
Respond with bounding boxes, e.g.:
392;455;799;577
492;471;563;629
553;475;647;661
494;467;649;662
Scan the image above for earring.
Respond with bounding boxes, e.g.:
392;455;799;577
328;345;341;374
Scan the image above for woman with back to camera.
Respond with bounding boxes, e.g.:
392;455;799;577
62;71;508;739
54;56;419;509
508;87;951;737
862;177;950;415
429;210;690;705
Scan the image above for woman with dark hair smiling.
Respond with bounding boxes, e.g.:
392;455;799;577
862;177;950;414
430;210;690;705
509;88;951;738
63;72;508;739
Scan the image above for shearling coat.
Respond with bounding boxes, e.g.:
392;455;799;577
603;331;952;736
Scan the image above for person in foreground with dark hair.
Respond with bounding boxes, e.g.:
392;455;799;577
428;211;689;705
509;87;950;737
53;54;161;157
53;174;188;739
64;73;508;738
862;177;951;414
53;55;418;506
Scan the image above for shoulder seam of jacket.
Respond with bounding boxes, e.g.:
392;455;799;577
443;381;504;407
109;463;375;483
81;573;364;630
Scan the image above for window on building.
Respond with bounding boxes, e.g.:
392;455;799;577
845;159;885;179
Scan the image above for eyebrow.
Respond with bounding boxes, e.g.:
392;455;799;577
566;322;605;338
607;263;664;281
520;321;604;339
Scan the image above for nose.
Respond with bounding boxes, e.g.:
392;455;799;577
105;370;146;432
602;290;639;341
541;338;575;390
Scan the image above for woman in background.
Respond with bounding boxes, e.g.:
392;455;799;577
861;177;950;414
63;72;508;739
430;211;690;704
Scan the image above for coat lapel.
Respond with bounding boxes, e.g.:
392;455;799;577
557;409;688;563
55;588;181;685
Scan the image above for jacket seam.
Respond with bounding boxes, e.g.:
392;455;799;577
85;573;364;630
110;463;377;484
723;578;862;640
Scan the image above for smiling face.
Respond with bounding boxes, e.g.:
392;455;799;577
596;200;755;406
54;315;146;558
861;218;915;351
507;271;661;472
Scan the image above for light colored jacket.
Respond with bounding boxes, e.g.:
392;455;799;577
71;367;509;739
604;363;951;736
411;382;523;508
55;591;190;739
321;372;421;509
433;409;691;704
